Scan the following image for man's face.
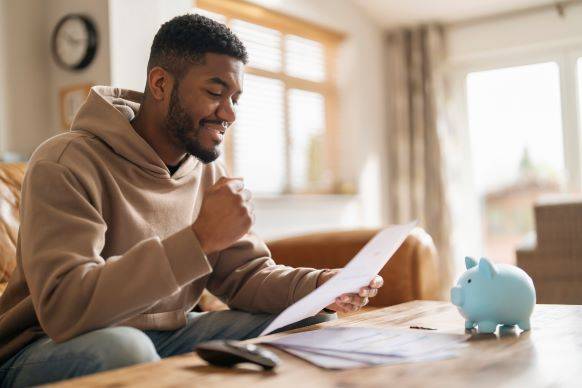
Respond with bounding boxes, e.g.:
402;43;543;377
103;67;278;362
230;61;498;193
164;53;243;164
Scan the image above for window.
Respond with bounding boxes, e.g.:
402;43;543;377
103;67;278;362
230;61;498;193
466;62;566;264
195;0;342;195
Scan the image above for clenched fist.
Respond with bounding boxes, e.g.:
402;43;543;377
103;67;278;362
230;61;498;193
192;177;254;254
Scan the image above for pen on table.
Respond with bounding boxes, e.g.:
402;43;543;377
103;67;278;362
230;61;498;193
409;325;437;330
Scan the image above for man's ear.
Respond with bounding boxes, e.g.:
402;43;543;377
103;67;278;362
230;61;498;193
147;66;172;101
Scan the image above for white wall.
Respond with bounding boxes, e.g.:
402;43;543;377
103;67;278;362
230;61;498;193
448;3;582;64
0;0;51;157
109;0;193;91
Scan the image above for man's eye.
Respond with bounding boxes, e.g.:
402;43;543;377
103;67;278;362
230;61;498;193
207;90;221;97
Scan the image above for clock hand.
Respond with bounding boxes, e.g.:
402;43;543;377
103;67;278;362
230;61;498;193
62;33;77;46
63;32;86;45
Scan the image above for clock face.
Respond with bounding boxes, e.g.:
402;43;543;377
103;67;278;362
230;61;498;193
52;15;97;70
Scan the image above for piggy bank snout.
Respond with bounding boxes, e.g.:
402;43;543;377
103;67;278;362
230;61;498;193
451;286;464;306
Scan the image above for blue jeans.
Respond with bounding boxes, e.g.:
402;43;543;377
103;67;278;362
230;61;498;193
0;310;335;387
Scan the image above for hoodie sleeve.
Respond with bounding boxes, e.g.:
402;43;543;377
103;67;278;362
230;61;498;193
20;161;212;342
205;233;324;314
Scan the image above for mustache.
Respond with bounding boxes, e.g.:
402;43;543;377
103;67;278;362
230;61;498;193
200;119;229;128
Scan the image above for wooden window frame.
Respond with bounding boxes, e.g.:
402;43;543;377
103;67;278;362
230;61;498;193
197;0;344;194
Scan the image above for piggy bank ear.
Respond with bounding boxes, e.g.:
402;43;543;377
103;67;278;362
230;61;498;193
478;258;498;279
465;256;478;269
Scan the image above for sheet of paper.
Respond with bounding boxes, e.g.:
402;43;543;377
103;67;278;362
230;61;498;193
260;221;418;336
281;347;370;369
266;326;468;357
281;346;458;370
263;326;468;370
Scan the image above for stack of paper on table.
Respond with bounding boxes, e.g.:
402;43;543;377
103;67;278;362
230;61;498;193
261;326;468;369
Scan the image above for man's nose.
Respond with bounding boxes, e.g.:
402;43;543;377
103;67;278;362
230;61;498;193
216;99;236;124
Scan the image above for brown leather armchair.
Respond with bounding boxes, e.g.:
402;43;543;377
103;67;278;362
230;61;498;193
0;162;442;308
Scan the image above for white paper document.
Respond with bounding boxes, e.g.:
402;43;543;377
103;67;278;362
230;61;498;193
262;326;468;369
281;346;458;370
260;221;418;336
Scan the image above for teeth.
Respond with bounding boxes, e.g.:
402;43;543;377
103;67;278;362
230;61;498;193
202;122;227;135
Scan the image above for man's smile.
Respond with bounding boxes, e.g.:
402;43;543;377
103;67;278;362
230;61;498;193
200;120;228;143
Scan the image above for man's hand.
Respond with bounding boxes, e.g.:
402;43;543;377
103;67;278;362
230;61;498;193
317;269;384;313
192;177;254;254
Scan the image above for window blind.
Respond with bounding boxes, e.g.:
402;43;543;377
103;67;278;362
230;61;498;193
285;35;326;82
288;89;326;191
194;8;226;24
233;74;286;194
231;19;281;73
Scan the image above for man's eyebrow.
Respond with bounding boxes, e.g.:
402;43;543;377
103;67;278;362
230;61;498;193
208;77;229;88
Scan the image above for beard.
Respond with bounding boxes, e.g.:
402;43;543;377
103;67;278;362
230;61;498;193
164;82;220;164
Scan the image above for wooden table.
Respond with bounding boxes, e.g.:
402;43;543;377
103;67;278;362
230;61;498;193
51;301;582;387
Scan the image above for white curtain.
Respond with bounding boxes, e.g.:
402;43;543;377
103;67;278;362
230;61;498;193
385;25;454;297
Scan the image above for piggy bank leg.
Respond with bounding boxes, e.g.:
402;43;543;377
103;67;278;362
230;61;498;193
517;320;531;331
465;320;476;330
477;321;498;333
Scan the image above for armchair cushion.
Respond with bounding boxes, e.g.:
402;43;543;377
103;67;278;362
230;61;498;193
0;163;26;285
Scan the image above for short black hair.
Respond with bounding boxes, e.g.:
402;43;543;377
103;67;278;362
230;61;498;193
147;13;248;80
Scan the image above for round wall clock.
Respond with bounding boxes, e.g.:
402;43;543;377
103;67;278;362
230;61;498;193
51;14;98;71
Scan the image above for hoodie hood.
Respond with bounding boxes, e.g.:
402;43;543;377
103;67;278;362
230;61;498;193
70;86;198;179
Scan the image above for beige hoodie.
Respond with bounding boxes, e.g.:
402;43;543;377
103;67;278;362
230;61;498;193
0;86;321;364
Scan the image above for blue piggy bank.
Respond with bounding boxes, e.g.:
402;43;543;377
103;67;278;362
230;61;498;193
450;257;536;333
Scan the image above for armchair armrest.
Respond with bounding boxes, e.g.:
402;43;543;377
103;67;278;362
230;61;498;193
267;227;441;307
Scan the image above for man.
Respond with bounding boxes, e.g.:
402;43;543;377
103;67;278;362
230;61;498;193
0;14;383;386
